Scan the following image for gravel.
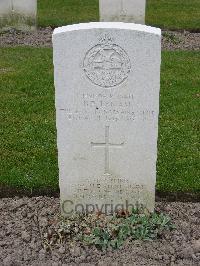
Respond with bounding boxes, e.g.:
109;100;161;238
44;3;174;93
0;27;200;50
162;30;200;51
0;27;53;48
0;197;199;265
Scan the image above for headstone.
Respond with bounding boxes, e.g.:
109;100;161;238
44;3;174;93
99;0;146;24
53;22;161;216
0;0;37;31
0;1;11;18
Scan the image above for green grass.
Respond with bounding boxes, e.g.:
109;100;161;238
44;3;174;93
37;0;200;30
157;51;200;192
0;48;199;193
0;48;58;192
146;0;200;30
38;0;99;28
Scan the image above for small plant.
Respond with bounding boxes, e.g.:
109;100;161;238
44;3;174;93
84;210;175;250
43;208;175;251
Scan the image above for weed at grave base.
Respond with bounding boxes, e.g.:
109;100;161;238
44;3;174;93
42;208;175;251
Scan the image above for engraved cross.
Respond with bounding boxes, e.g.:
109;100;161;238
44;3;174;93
120;0;126;17
11;0;14;12
91;126;124;174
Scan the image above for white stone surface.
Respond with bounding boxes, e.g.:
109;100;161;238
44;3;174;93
53;22;161;216
0;0;37;31
13;0;37;17
100;0;146;24
0;1;11;15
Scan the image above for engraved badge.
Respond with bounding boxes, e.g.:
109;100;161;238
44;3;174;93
83;35;131;88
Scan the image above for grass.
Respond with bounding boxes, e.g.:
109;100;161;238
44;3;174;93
0;48;199;194
0;48;58;192
37;0;99;28
158;51;200;192
146;0;200;30
37;0;200;31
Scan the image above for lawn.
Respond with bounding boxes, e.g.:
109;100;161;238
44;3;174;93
38;0;99;28
146;0;200;30
0;48;199;194
0;48;57;193
37;0;200;30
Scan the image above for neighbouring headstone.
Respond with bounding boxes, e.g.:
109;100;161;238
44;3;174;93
0;0;37;31
53;22;161;216
100;0;146;24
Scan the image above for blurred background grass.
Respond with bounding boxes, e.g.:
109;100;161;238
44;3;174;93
37;0;200;30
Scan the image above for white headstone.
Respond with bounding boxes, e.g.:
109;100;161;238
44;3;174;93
100;0;146;24
0;1;11;16
0;0;37;31
53;22;161;216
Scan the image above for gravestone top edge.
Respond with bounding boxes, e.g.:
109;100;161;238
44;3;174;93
53;22;161;37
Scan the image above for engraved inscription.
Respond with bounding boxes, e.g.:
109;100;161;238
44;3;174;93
71;176;151;203
83;35;131;88
59;92;156;122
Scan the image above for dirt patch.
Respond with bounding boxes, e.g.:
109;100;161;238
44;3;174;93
0;27;52;48
0;197;199;265
0;27;200;51
162;30;200;51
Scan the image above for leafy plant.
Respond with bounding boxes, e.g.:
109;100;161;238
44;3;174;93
84;210;175;250
43;208;175;251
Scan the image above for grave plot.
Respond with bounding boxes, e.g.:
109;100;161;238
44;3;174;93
0;1;199;265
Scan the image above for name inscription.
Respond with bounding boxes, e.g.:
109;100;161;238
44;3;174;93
59;92;156;122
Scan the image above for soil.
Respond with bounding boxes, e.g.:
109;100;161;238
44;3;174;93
162;30;200;51
0;197;200;266
0;27;200;50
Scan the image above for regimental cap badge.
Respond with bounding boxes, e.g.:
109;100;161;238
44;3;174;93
83;34;131;88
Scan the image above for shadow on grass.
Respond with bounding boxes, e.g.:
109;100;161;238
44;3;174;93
0;183;199;202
